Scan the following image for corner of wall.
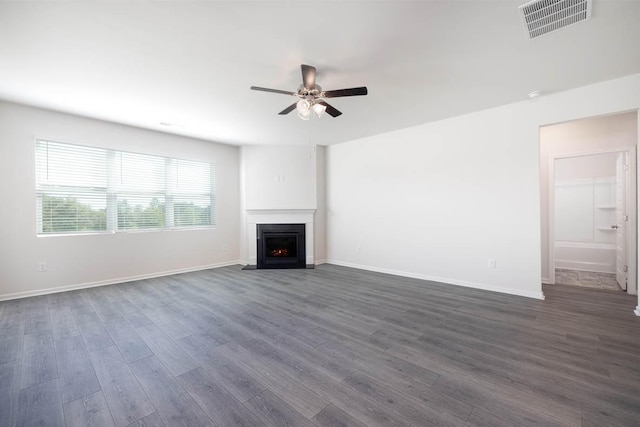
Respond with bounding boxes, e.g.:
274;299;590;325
315;145;327;262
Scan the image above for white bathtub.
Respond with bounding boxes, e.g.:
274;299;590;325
554;241;616;273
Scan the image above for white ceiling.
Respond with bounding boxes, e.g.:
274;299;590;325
0;1;639;146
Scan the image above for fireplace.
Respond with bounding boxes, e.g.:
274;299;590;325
257;223;306;269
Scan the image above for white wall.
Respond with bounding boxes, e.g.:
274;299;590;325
315;145;327;263
326;73;640;300
540;112;637;281
0;101;240;300
239;145;325;264
242;145;317;210
555;152;618;181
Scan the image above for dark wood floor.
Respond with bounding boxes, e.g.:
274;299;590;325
1;264;639;426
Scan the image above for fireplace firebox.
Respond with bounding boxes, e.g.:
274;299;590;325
257;223;306;269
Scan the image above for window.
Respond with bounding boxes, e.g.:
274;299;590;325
35;140;215;235
36;142;108;234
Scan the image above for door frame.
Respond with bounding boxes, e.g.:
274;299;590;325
548;146;637;295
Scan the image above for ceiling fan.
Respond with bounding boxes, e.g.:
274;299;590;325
250;64;368;120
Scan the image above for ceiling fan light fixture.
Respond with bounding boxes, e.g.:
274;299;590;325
296;99;310;114
297;109;311;120
312;103;326;118
250;64;367;119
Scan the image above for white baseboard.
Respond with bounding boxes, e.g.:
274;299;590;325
542;277;551;285
0;260;241;302
3;259;546;302
634;306;640;316
325;260;545;300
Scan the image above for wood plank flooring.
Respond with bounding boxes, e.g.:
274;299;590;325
1;264;639;426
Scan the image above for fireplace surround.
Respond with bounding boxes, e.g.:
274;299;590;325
257;223;306;269
244;209;315;268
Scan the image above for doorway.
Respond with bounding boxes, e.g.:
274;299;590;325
551;150;632;291
540;111;638;296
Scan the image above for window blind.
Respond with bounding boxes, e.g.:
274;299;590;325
115;151;167;230
36;141;108;233
35;140;215;235
173;159;215;228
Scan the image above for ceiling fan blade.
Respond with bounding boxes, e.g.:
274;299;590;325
250;86;295;96
323;87;368;98
278;103;297;115
318;101;342;117
301;64;316;89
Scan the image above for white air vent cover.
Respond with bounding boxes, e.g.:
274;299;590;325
519;0;592;39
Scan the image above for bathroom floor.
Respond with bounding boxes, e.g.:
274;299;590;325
555;268;622;291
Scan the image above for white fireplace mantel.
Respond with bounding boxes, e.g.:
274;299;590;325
245;209;316;266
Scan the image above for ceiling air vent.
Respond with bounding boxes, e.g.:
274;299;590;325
519;0;592;39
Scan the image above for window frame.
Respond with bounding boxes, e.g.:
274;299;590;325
35;138;216;236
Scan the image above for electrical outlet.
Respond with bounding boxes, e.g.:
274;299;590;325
222;244;228;252
488;259;496;270
38;262;47;272
356;245;361;253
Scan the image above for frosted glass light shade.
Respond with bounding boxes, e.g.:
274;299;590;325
312;103;326;118
297;110;311;120
296;99;310;114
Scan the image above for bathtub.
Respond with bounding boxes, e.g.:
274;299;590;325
554;241;616;273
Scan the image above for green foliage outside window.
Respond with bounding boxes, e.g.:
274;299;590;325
117;198;166;230
40;196;211;233
41;195;107;233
